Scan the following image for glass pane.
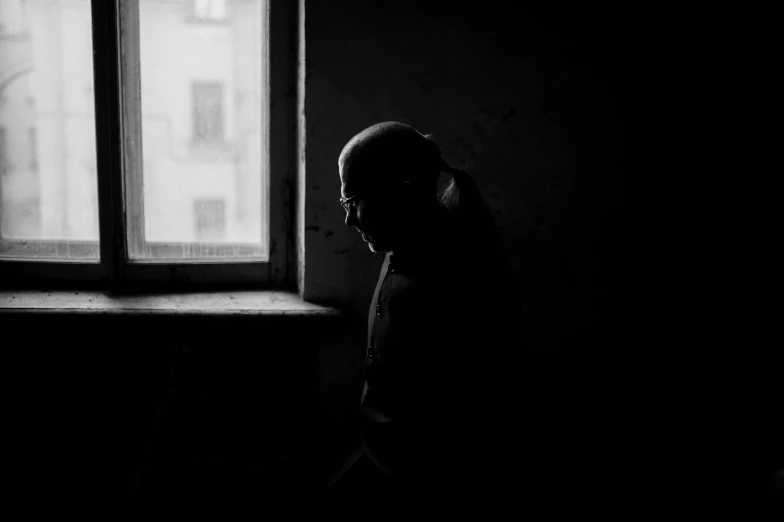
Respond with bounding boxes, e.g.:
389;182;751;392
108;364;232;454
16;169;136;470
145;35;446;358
132;0;267;261
0;0;99;261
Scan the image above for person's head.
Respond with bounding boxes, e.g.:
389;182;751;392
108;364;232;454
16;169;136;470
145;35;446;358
338;121;443;253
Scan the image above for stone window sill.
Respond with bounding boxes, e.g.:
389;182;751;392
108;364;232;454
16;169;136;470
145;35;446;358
0;290;341;317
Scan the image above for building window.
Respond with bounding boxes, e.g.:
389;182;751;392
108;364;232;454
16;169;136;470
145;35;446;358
192;82;224;144
193;0;227;23
0;0;25;35
194;198;226;241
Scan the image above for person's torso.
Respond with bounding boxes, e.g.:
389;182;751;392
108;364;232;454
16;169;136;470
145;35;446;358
361;244;523;472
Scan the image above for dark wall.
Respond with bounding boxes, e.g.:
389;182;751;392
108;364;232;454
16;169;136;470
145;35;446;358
10;312;343;519
303;1;783;515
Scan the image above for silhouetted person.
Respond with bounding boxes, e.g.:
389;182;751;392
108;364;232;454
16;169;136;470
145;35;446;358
315;122;543;519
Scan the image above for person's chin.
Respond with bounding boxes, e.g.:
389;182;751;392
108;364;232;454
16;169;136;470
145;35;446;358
366;239;390;253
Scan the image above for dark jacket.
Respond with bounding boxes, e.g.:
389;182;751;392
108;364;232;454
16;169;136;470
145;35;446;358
359;208;531;487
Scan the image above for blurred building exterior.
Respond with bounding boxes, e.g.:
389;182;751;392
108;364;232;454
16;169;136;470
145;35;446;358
0;0;264;245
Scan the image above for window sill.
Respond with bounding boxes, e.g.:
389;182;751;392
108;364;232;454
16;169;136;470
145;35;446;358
0;290;341;317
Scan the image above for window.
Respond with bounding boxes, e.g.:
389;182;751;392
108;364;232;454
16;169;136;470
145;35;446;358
192;82;224;144
0;0;293;290
0;0;24;35
0;1;99;259
194;198;226;240
133;1;265;262
193;0;227;23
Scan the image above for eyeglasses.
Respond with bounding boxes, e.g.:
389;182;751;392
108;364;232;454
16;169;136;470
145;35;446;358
340;181;414;212
339;195;359;213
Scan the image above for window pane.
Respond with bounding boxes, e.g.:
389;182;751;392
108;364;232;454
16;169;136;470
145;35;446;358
132;0;267;261
0;0;99;261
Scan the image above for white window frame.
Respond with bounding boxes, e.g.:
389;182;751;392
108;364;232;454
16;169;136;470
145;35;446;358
0;0;297;292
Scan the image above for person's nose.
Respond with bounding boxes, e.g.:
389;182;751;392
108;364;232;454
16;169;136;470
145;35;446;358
345;207;358;228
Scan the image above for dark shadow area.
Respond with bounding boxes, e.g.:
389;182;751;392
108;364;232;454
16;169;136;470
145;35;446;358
11;314;336;521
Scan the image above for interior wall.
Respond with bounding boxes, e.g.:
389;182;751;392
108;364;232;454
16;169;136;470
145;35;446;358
302;0;783;510
10;312;344;518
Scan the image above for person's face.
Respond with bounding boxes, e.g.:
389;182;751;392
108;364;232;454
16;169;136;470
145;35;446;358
339;155;407;253
342;190;399;253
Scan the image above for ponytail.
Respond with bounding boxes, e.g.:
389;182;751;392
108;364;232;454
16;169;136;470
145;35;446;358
438;161;494;232
438;161;513;279
421;135;504;266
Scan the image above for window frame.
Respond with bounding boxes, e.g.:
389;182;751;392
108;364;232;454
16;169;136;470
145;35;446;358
0;0;297;293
